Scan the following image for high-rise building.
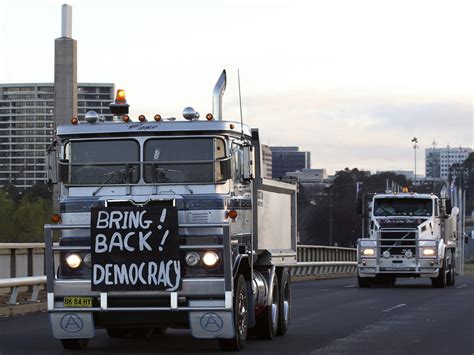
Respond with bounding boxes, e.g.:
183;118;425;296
0;83;114;188
425;145;472;180
270;146;311;179
261;144;273;179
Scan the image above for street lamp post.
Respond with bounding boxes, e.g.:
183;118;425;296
411;137;419;186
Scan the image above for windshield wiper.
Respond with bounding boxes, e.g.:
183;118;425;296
92;165;135;196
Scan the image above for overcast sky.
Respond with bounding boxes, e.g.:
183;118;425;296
0;0;472;174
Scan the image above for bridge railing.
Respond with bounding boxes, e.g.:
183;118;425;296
0;243;357;304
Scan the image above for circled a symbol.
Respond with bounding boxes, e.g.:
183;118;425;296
60;313;84;333
200;312;224;332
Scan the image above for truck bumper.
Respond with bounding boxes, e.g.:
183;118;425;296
358;258;440;278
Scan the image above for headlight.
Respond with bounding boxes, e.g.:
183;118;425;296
362;248;375;256
422;248;436;257
404;250;413;258
383;250;391;258
185;252;200;267
202;251;219;267
65;253;82;269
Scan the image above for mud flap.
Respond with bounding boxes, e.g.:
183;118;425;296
50;312;95;339
188;300;235;339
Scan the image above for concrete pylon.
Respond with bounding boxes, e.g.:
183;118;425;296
54;4;77;127
53;4;77;212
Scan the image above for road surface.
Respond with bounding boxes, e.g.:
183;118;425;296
0;276;473;354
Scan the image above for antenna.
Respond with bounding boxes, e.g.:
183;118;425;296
237;69;245;139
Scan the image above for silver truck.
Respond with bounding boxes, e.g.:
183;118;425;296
45;70;296;351
357;191;458;288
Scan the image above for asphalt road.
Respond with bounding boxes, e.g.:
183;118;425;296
0;276;473;355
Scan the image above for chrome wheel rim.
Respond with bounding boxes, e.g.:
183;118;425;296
237;290;247;336
271;283;278;329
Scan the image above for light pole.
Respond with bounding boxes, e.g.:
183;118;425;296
411;137;419;186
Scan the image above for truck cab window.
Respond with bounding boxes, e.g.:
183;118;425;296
63;139;139;185
143;137;229;184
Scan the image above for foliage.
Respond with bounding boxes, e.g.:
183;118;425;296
0;184;52;242
299;168;409;247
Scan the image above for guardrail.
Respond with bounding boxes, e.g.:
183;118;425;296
0;243;356;304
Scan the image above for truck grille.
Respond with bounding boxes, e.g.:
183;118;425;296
380;231;416;256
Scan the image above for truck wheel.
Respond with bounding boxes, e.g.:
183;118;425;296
431;258;447;288
277;268;291;336
357;275;374;288
61;339;89;350
218;274;248;351
447;251;456;286
254;273;279;339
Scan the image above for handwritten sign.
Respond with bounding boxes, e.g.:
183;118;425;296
90;206;181;291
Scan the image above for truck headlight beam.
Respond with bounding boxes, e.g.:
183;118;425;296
65;253;82;269
202;251;219;267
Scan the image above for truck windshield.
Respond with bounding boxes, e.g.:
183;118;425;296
373;198;433;217
63;140;140;184
143;138;229;183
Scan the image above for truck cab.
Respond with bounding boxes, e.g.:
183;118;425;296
45;71;296;351
357;191;458;288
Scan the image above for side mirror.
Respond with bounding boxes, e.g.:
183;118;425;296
46;144;58;184
451;206;460;217
445;199;452;214
242;145;254;181
58;160;70;184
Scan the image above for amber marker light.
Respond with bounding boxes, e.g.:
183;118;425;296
154;114;162;122
227;210;238;220
115;89;126;103
206;113;214;121
51;214;61;223
70;117;78;125
230;124;235;129
122;114;130;123
138;114;146;122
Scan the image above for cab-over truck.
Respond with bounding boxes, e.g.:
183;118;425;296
45;70;296;351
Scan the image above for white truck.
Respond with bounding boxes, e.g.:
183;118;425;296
44;70;297;351
357;191;458;288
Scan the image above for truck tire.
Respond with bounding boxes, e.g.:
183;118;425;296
276;268;291;336
254;273;279;339
61;339;89;350
357;275;374;288
218;274;248;351
447;251;456;286
431;258;447;288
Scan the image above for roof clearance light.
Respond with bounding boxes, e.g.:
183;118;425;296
138;114;146;122
154;114;162;122
206;113;214;121
71;117;78;125
122;114;130;123
402;187;409;193
230;124;235;129
115;89;126;103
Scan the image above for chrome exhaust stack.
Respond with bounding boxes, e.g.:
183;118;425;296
212;70;227;121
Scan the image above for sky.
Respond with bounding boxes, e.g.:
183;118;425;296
0;0;472;174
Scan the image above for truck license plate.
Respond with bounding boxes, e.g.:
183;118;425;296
63;297;93;308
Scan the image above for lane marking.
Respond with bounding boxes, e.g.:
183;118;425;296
456;284;468;289
321;289;330;292
344;285;356;288
383;303;407;313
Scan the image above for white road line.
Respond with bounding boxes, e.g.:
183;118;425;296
456;284;468;289
344;285;356;288
383;303;407;313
